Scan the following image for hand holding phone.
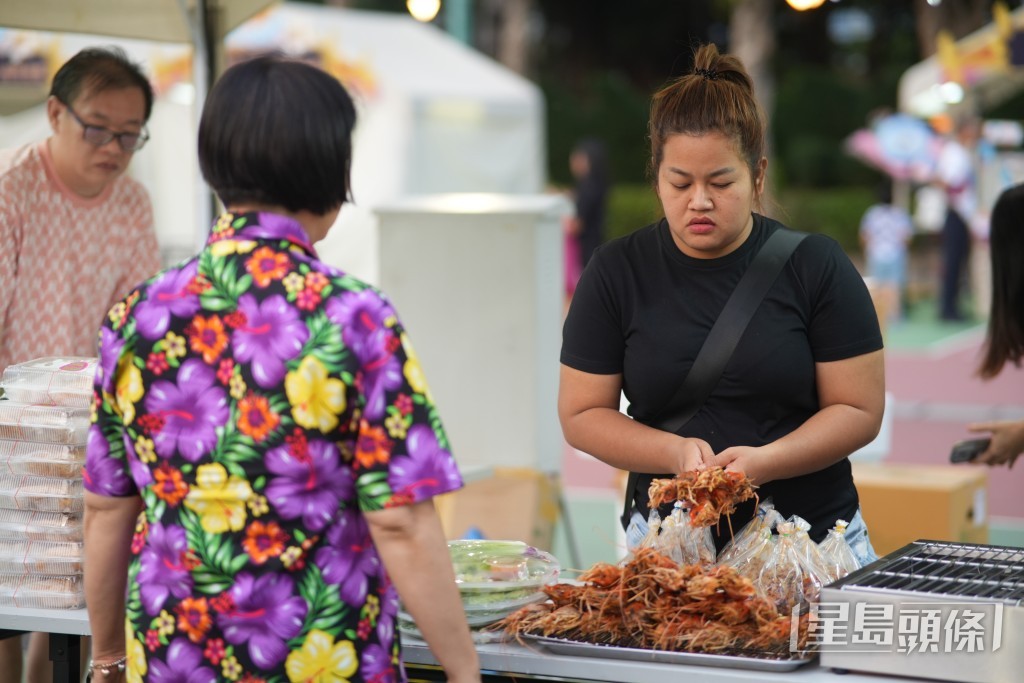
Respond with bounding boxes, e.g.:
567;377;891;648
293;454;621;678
950;438;991;463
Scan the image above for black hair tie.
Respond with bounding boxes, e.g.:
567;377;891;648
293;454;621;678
695;67;718;81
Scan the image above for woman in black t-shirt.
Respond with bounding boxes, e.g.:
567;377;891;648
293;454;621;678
558;44;885;562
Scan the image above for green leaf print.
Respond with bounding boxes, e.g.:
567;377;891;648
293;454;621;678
302;312;347;369
292;565;348;644
181;507;247;593
197;294;234;312
356;471;393;509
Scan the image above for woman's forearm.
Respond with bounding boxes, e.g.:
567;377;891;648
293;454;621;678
83;492;141;661
561;406;708;474
366;500;481;683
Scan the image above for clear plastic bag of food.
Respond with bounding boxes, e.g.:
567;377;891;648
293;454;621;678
756;521;823;614
787;514;832;586
817;519;862;582
0;357;96;407
717;498;782;565
654;502;716;567
636;508;662;550
718;520;775;582
0;439;85;479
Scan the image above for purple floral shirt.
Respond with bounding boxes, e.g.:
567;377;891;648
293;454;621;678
85;212;464;683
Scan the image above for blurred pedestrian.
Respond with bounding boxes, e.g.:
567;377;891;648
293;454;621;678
558;43;884;563
563;138;609;297
0;46;160;683
967;183;1024;467
934;116;982;322
859;182;913;326
81;55;481;683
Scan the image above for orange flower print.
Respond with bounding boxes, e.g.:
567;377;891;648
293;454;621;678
246;247;291;288
189;315;229;364
237;394;280;442
355;422;392;469
242;520;289;564
304;271;329;293
153;463;188;506
176;596;212;642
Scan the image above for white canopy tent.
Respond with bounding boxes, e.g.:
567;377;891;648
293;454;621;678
226;3;546;282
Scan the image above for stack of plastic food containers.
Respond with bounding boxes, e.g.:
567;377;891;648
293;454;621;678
398;540;559;643
0;357;95;609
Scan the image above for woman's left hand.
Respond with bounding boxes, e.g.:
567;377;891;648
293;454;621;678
711;445;773;485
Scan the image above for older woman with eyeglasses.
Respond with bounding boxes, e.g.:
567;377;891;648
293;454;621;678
0;45;161;683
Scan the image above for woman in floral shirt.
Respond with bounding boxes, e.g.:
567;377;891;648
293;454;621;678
83;56;481;683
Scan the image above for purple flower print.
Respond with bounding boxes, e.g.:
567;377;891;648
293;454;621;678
147;637;216;683
133;262;202;340
326;291;402;420
96;327;125;395
388;425;462;501
265;439;351;532
84;424;134;497
314;508;380;605
377;581;399;646
137;523;193;615
218;573;307;669
249;212;313;249
232;293;309;388
326;290;396;360
361;644;396;683
144;360;229;462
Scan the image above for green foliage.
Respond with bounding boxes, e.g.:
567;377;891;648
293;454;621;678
604;184;662;242
541;71;651;188
771;67;881;188
773;185;876;253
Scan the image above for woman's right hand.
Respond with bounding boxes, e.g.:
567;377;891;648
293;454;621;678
672;436;715;473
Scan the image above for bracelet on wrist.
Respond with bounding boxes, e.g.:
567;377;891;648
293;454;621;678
89;655;127;676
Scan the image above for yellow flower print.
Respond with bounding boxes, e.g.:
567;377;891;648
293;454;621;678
229;374;247;400
384;412;407;440
283;272;305;294
156;610;175;636
248;493;269;517
162;332;187;360
126;620;148;683
135;436;156;464
221;655;242;680
286;629;357;683
183;463;252;533
108;302;127;325
115;354;144;425
400;333;430;398
364;594;380;621
280;546;303;569
209;239;258;257
285;356;346;433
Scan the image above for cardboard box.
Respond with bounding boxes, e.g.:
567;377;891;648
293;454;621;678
853;462;989;556
435;468;561;551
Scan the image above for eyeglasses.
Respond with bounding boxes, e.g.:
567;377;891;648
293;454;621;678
62;101;150;152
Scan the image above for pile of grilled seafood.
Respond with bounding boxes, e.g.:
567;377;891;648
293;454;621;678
648;467;758;528
493;547;809;656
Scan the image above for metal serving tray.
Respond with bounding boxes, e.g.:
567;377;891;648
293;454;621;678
522;634;816;672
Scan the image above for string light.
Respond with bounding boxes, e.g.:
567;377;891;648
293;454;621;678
786;0;827;10
407;0;441;22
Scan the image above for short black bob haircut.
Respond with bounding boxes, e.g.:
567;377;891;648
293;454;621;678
51;46;154;121
198;55;356;216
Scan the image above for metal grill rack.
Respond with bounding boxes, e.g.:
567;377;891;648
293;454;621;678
831;540;1024;606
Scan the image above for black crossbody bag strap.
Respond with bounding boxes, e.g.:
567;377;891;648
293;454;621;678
620;228;808;530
